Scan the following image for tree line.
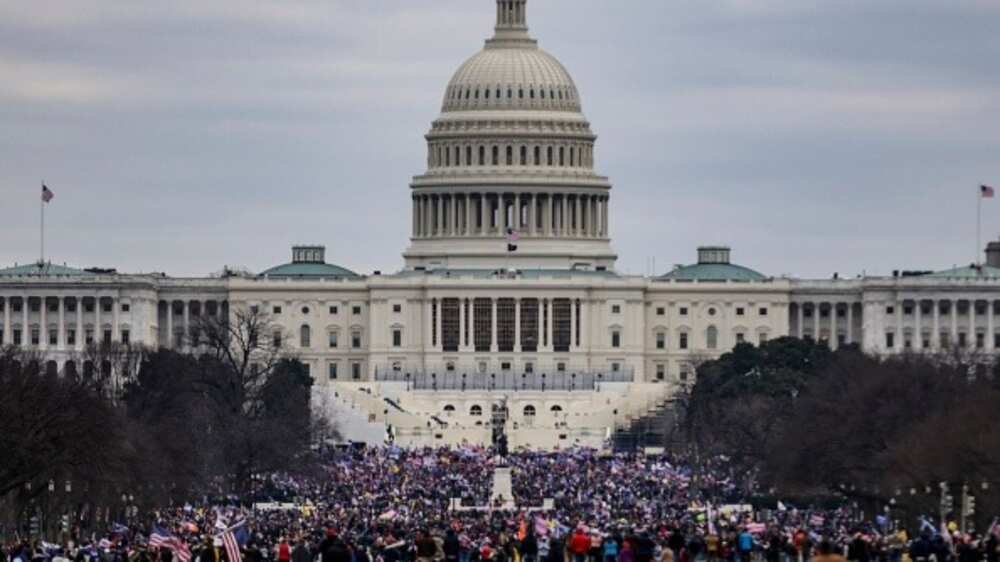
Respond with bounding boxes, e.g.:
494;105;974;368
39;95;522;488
674;337;1000;531
0;309;324;539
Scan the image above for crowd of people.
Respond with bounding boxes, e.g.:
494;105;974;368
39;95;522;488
2;447;998;562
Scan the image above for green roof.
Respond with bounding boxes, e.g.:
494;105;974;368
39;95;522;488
0;262;90;277
259;262;360;279
391;268;621;279
926;265;1000;279
660;263;767;282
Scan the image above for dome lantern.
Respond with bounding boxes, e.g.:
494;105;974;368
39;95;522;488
489;0;535;47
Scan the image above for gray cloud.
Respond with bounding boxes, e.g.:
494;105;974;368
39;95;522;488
1;0;998;278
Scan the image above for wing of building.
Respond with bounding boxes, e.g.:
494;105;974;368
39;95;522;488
4;0;999;450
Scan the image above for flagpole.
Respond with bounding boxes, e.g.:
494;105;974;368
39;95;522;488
40;180;45;264
977;187;982;265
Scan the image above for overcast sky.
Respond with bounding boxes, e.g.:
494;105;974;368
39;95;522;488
1;0;999;278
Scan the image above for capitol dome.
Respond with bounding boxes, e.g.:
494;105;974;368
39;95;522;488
405;0;617;271
442;48;581;113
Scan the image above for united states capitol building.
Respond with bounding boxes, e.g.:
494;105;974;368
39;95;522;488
3;0;1000;449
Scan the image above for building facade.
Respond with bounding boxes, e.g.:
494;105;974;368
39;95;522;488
3;0;999;447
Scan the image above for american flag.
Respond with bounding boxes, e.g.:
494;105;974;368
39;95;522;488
222;530;243;562
983;185;996;199
150;526;192;562
41;184;54;203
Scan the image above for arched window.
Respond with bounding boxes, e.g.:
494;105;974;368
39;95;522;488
474;89;479;99
520;145;527;165
707;325;718;350
479;146;486;166
507;87;513;98
519;88;524;99
470;405;483;416
466;146;472;165
300;325;311;348
523;405;536;417
445;147;450;166
484;88;489;99
454;146;460;166
540;89;545;99
559;146;565;166
550;405;563;413
443;404;456;413
506;146;513;165
492;146;499;166
45;360;58;376
529;88;535;99
65;361;77;378
83;361;94;379
547;146;553;166
534;146;541;165
570;147;576;167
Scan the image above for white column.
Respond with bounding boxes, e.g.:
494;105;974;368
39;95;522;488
183;300;190;349
932;300;940;349
989;300;996;351
435;299;443;351
530;195;537;237
575;195;582;237
970;299;977;349
1;297;9;345
846;303;854;344
830;302;840;350
436;195;443;236
914;301;922;351
896;300;903;352
459;297;467;351
412;197;418;238
813;303;820;341
570;297;578;350
113;297;120;343
481;194;488;235
514;298;521;352
537;298;543;351
465;194;473;236
796;303;804;338
75;298;83;350
561;195;568;237
490;298;498;353
58;298;65;348
40;298;47;350
94;297;102;345
165;302;173;349
951;299;958;347
544;299;553;352
514;193;521;232
22;295;28;345
468;298;476;351
603;196;610;237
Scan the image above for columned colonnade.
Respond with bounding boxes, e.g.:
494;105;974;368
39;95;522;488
0;294;131;350
792;297;1000;352
157;299;228;349
412;192;610;238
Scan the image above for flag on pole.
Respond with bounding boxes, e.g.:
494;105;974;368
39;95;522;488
982;185;995;198
149;526;192;562
41;184;54;203
506;228;520;252
222;530;243;562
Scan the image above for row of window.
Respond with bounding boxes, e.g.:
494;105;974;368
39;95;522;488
0;327;129;347
1;301;129;313
884;331;1000;350
430;142;593;169
648;328;769;351
445;83;577;105
654;305;769;317
443;404;566;417
258;304;368;316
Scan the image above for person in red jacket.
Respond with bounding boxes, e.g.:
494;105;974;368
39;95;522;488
276;538;291;562
571;528;592;562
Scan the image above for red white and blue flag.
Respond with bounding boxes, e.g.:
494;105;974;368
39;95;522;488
41;184;54;203
150;526;192;562
982;185;995;198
